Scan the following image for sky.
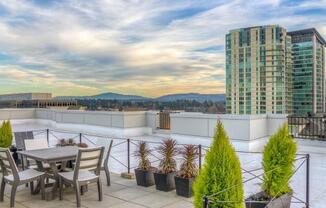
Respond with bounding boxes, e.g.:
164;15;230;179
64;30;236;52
0;0;325;97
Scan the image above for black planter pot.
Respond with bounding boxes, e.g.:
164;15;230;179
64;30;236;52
245;192;292;208
134;168;155;187
153;172;176;192
174;176;194;198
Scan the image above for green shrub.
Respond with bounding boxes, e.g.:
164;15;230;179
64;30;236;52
262;124;297;197
0;120;13;148
193;121;244;208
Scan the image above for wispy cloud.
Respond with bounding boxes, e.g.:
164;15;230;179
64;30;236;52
0;0;325;97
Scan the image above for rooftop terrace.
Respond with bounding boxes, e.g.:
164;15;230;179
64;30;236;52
1;109;326;207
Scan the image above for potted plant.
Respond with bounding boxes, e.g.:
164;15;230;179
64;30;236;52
134;141;156;187
246;124;297;208
56;138;76;147
175;144;198;197
154;139;178;192
0;120;13;148
193;122;244;208
77;142;88;148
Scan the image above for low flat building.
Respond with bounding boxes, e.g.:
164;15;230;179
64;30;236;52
0;93;78;109
0;93;52;101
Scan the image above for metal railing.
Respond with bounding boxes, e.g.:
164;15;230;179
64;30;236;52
202;153;310;208
21;128;310;208
28;129;204;174
288;115;326;140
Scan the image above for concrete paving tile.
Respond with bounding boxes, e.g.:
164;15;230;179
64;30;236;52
161;200;193;208
108;187;152;201
129;192;180;208
109;202;147;208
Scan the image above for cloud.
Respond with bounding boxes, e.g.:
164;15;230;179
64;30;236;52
0;0;325;97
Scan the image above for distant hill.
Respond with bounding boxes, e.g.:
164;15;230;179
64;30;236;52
157;93;225;102
55;92;148;101
55;92;225;102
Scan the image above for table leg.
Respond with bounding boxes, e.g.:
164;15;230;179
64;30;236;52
49;162;59;200
30;161;44;195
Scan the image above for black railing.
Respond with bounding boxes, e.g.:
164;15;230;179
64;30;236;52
31;128;204;174
288;115;326;140
203;153;310;208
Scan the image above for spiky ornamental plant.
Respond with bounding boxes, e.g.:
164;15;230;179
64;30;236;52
193;121;244;208
178;145;198;178
135;141;151;171
262;124;297;198
0;120;13;148
157;139;177;174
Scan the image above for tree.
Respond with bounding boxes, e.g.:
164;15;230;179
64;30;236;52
262;124;297;197
193;121;244;208
0;120;13;148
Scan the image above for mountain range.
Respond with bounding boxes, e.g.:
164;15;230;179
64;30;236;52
55;92;225;102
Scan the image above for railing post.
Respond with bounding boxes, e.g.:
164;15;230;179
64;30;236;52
198;144;202;171
203;196;208;208
127;138;130;174
306;154;310;208
46;129;49;145
79;133;82;143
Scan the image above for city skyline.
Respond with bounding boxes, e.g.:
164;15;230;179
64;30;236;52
0;0;325;97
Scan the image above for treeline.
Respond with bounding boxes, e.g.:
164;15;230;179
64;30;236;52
77;99;225;114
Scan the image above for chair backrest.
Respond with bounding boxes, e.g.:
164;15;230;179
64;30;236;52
24;139;49;150
14;131;34;150
96;139;113;167
0;148;19;180
74;147;104;180
104;140;113;167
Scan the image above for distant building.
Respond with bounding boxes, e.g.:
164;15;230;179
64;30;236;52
288;28;326;115
226;25;293;114
226;26;326;115
0;93;78;109
0;93;52;101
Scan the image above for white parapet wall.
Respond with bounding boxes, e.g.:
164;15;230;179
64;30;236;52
0;108;154;137
170;112;288;151
0;108;288;151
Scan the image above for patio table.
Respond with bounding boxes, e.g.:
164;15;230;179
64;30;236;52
18;146;79;200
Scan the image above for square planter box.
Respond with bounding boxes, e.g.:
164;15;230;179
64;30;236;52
154;172;176;192
175;176;194;198
134;168;155;187
245;192;292;208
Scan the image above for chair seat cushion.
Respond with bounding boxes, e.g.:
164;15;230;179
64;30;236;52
4;169;45;182
58;171;98;182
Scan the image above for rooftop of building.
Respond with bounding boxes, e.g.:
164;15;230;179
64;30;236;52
287;28;326;45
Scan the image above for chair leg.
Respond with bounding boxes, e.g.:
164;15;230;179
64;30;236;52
0;178;6;202
59;177;63;200
80;185;84;196
97;178;103;201
40;176;45;200
10;184;17;208
30;181;34;194
74;182;81;208
105;166;110;186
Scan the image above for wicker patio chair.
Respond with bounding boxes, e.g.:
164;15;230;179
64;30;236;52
0;148;45;208
58;147;104;207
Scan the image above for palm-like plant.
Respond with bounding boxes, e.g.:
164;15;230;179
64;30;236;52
135;141;151;171
178;145;198;178
157;139;177;174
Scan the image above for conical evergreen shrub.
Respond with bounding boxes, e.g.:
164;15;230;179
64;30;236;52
0;120;13;148
262;124;297;197
193;121;244;208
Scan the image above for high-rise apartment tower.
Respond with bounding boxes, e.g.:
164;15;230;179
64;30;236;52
226;25;293;114
288;28;326;115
